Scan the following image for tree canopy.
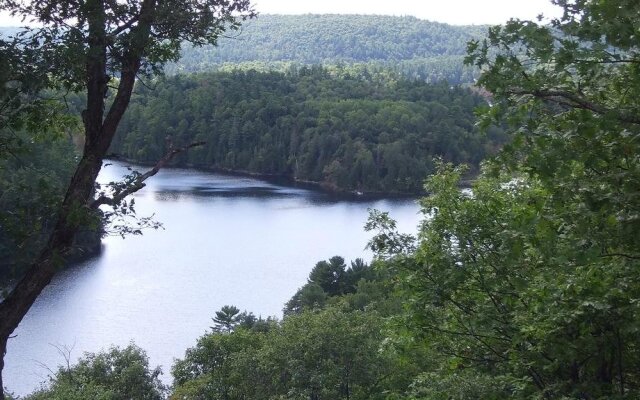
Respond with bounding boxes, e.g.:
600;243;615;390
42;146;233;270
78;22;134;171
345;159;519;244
369;0;640;397
24;344;166;400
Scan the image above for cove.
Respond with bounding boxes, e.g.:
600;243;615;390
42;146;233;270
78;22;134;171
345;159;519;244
5;161;420;396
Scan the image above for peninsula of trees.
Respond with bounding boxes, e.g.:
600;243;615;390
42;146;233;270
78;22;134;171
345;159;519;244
112;68;504;193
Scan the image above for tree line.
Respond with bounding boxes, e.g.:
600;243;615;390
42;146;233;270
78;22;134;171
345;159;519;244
112;67;505;194
2;13;484;84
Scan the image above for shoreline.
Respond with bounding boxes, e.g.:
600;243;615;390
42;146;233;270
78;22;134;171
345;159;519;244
105;155;423;200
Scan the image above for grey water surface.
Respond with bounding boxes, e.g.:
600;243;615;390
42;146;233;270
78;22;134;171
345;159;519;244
5;161;420;396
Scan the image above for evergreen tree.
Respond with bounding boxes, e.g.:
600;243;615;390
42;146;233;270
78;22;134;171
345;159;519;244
211;305;241;333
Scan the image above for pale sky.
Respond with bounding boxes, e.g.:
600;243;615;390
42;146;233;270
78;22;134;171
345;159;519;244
254;0;562;25
0;0;562;27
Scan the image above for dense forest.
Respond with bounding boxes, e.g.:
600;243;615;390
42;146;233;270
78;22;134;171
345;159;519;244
3;0;640;399
165;14;486;83
112;68;504;193
171;14;486;63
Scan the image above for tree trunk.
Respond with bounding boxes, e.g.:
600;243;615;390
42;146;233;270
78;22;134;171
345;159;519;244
0;341;4;400
0;0;233;393
0;2;148;392
0;153;104;398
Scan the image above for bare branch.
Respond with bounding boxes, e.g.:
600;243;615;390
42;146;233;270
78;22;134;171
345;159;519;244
134;74;159;91
110;15;141;37
90;140;206;209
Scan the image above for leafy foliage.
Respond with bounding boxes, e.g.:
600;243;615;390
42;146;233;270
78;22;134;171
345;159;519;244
0;34;98;288
172;308;414;400
0;134;68;280
284;256;380;316
0;0;255;90
374;0;640;397
24;344;166;400
174;254;417;399
0;35;74;138
0;131;104;288
387;164;639;398
9;2;640;399
0;0;256;396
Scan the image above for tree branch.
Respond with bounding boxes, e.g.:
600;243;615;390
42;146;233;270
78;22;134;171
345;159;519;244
90;141;206;209
110;15;140;37
599;252;640;260
507;88;640;125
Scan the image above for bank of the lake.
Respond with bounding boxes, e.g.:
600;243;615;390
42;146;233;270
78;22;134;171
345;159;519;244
5;161;420;396
108;155;430;197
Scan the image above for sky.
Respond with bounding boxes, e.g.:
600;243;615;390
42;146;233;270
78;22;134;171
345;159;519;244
0;0;562;27
253;0;562;25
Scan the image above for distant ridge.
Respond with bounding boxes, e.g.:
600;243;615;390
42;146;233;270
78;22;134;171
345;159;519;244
1;15;489;83
166;14;488;82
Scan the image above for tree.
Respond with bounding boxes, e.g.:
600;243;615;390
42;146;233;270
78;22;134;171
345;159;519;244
0;0;255;396
283;282;328;316
343;258;373;293
368;0;640;397
0;35;88;289
392;161;640;398
465;0;640;233
173;308;412;400
308;256;347;296
108;68;502;194
211;305;241;333
24;344;165;400
172;326;266;399
259;308;403;400
284;257;379;316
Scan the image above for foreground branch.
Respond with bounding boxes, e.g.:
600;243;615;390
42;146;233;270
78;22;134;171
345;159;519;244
507;88;640;126
91;141;206;209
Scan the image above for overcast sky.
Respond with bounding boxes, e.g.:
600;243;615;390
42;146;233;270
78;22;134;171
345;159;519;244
0;0;562;27
254;0;562;25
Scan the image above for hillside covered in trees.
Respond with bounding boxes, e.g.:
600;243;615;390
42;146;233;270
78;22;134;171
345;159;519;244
1;15;485;83
112;68;504;193
163;14;486;83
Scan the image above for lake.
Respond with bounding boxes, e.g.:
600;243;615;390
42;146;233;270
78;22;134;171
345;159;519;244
4;161;420;396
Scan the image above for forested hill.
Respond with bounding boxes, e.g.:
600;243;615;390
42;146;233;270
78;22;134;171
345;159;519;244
165;14;487;83
2;15;486;83
111;69;505;194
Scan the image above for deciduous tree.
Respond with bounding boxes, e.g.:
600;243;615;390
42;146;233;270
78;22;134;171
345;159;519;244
24;344;165;400
372;0;640;397
0;0;254;396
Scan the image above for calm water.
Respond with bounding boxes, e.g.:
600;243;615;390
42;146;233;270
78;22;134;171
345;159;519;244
5;161;420;396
